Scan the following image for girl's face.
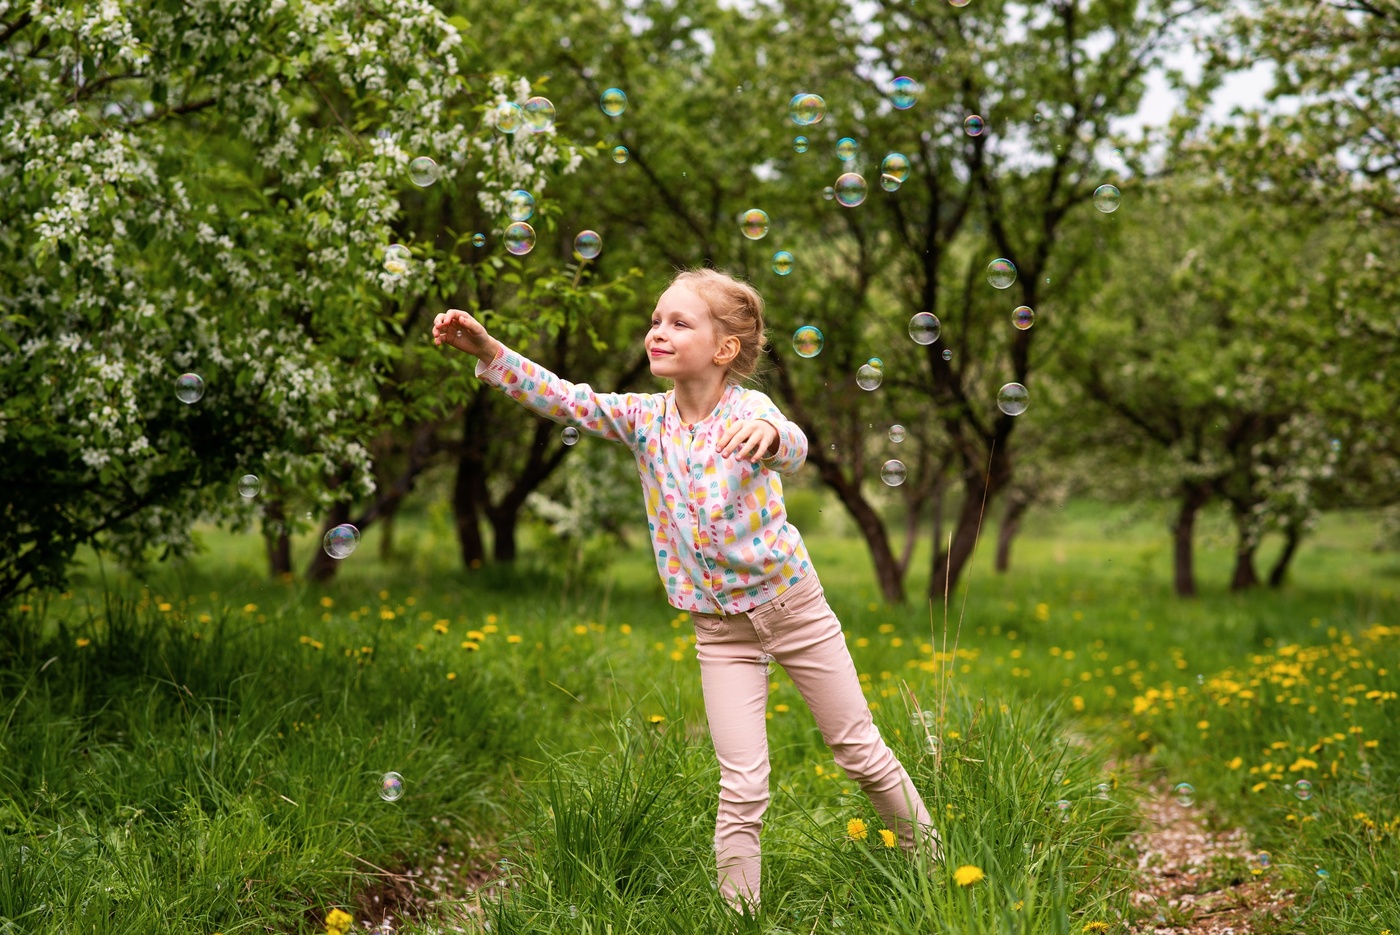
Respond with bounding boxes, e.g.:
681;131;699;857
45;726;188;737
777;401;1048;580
646;284;737;381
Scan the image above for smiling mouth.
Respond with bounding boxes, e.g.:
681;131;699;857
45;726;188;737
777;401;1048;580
650;350;672;357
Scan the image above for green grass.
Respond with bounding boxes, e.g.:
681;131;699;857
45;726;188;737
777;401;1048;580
1;498;1396;933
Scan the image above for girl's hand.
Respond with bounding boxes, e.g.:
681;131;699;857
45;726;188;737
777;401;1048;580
432;308;500;361
718;419;779;461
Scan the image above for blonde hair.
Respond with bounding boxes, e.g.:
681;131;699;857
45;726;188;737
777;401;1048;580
668;267;769;386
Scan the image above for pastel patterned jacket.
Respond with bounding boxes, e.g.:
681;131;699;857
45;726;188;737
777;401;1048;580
474;344;814;614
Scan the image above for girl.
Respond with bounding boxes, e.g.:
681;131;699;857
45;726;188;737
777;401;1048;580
432;268;938;916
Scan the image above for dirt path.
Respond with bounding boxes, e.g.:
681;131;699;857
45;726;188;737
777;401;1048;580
1127;792;1295;934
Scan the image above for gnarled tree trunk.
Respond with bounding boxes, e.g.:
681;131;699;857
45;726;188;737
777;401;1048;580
1172;481;1212;597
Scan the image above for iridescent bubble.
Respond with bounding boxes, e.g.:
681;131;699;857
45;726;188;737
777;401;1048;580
867;357;884;371
789;92;826;126
881;153;911;183
505;189;535;222
949;0;971;7
793;136;809;153
1315;868;1329;881
1034;112;1043;123
175;373;205;404
600;88;628;117
380;772;404;802
834;173;867;207
1093;184;1121;213
740;208;770;240
493;101;523;134
237;474;260;498
856;363;883;391
889;425;905;443
1254;851;1272;869
1294;779;1313;801
1012;306;1035;330
523;96;556;132
471;233;486;248
1329;438;1341;453
890;76;920;110
964;114;985;136
942;349;953;361
880;174;901;192
384;243;411;278
408;156;439;187
1111;147;1124;164
574;230;602;260
822;186;835;201
880;459;906;486
997;382;1029;416
324;523;361;560
562;426;580;446
503;222;535;256
612;145;629;164
793;325;824;358
1056;799;1071;821
1095;783;1111;800
924;734;939;754
908;312;941;345
986;257;1017;289
1172;782;1195;807
772;251;794;276
836;137;858;162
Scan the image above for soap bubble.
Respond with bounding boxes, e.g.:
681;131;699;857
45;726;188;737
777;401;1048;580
836;137;858;161
1294;779;1313;801
949;0;971;7
1056;799;1071;821
1329;438;1341;452
1111;147;1124;164
1254;851;1272;869
1095;783;1111;800
789;92;826;126
793;325;824;358
772;251;794;276
1012;306;1035;330
600;88;627;116
964;114;985;136
997;383;1029;416
856;363;883;391
890;76;920;110
503;222;535;256
822;186;835;201
908;312;941;345
793;136;809;153
1315;868;1329;881
1034;112;1043;122
986;258;1017;289
175;373;205;404
833;173;867;207
408;156;439;187
881;153;911;183
880;174;901;192
924;734;939;754
380;772;404;802
493;101;523;134
740;208;770;240
574;230;602;260
383;242;411;278
1093;184;1121;213
889;425;905;443
523;96;555;132
612;145;629;164
471;233;486;247
324;524;361;560
880;460;907;486
505;189;535;221
942;349;953;361
562;426;580;446
1172;782;1195;807
237;474;260;498
867;357;884;371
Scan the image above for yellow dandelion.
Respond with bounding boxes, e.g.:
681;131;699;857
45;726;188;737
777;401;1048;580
878;829;897;848
243;603;258;613
774;704;790;713
433;621;449;634
1083;923;1111;933
1227;756;1243;769
320;596;334;607
506;634;522;644
953;864;985;886
447;672;456;681
468;630;484;641
648;714;666;724
75;637;91;648
1289;757;1318;772
325;908;353;935
847;818;868;841
461;640;479;651
486;613;498;624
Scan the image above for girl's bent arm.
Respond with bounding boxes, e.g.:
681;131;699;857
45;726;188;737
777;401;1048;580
473;343;647;446
739;391;808;475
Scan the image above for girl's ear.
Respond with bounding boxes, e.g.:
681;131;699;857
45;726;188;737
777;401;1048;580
714;335;741;366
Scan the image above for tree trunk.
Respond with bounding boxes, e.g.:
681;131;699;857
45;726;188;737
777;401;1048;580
264;500;292;578
1172;481;1211;598
994;489;1032;574
1230;542;1259;591
929;438;1011;602
454;393;491;570
1267;522;1303;588
378;504;396;561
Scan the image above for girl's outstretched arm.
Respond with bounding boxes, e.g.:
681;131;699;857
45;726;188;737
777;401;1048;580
434;308;646;446
737;390;808;475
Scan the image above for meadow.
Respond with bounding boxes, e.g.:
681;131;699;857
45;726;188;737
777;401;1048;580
1;495;1396;934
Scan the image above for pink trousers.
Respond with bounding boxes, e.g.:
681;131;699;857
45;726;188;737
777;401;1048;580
690;572;939;914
